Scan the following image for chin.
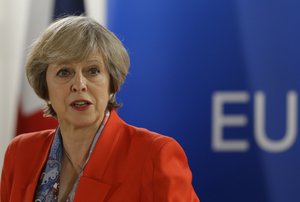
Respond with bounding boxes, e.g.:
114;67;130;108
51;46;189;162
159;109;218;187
71;117;100;128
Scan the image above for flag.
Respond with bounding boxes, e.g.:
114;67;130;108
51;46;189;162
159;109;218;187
0;0;106;170
16;0;61;135
16;0;86;135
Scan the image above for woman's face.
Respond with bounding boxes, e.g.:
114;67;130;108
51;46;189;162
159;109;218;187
46;53;110;129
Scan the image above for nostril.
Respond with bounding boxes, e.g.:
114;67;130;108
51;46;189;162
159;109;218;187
71;84;77;92
71;82;87;92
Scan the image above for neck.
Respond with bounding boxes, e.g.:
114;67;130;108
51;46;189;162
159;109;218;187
59;124;100;169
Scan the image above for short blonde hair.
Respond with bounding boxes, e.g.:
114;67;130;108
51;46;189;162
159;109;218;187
26;16;130;117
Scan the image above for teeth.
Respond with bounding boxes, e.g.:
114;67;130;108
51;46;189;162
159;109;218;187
73;101;87;107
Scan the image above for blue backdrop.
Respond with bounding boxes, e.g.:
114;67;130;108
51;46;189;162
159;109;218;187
107;1;300;202
53;0;300;201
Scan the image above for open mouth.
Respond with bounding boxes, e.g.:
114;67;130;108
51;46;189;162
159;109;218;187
70;100;92;107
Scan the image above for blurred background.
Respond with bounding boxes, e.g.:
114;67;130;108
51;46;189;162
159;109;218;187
1;0;300;201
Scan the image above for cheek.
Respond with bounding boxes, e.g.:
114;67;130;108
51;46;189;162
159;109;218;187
95;84;110;105
97;88;110;103
47;83;67;107
47;83;58;100
97;76;110;98
46;71;54;99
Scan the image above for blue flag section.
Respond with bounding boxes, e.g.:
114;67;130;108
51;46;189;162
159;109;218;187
107;0;300;202
53;0;85;19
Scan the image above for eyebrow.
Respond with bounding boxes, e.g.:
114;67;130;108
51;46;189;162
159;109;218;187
85;59;103;64
54;59;102;66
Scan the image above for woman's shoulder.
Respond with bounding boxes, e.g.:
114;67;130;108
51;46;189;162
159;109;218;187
2;129;56;174
128;124;173;142
13;129;55;142
111;111;176;146
122;121;182;153
108;111;185;154
8;129;55;151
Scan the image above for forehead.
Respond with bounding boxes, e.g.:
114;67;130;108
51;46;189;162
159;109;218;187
54;51;105;66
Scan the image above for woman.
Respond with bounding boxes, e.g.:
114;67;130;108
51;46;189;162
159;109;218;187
0;16;199;202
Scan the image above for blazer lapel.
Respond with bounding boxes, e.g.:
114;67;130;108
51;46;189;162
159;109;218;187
74;176;111;202
24;183;37;202
75;110;123;201
24;130;56;201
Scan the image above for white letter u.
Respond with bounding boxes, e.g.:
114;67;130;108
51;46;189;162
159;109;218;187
254;91;298;152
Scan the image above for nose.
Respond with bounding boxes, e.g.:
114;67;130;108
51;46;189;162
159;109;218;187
71;73;87;92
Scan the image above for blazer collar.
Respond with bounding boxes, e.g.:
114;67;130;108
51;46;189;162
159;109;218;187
83;110;123;178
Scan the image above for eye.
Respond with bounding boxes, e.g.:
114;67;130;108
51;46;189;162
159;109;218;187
88;67;100;76
56;68;71;77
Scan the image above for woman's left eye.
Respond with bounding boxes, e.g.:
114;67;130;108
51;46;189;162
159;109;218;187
88;67;100;75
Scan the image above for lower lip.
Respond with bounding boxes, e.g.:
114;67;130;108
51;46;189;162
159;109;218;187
70;104;91;111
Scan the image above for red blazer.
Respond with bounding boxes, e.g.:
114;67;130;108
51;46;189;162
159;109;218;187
1;110;199;202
